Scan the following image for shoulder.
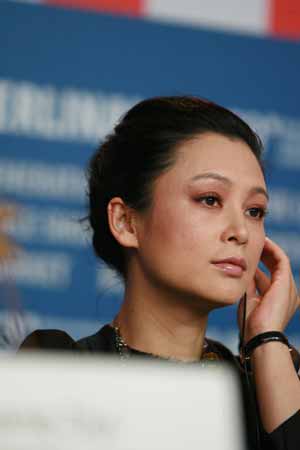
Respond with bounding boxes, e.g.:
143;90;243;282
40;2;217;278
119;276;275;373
18;329;77;351
18;324;116;353
76;324;116;353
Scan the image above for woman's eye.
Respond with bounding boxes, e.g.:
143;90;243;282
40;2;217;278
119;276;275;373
246;207;267;219
198;196;220;207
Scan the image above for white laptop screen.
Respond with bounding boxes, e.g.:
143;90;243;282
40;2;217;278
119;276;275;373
0;354;246;450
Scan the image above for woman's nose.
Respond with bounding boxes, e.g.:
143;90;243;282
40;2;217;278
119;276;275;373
220;212;249;245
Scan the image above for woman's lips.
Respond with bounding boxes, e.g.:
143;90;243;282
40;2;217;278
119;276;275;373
212;262;243;277
211;258;247;278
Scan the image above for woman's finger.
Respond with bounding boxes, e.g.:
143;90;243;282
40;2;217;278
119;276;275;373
246;278;257;299
260;237;290;281
255;267;271;296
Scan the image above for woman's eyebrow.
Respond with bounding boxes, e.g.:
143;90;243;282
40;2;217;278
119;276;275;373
249;187;269;201
190;172;232;186
189;172;269;201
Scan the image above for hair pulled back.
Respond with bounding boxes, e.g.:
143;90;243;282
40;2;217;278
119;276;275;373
87;96;263;278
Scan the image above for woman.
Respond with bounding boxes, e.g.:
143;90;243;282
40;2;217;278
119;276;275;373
20;96;300;450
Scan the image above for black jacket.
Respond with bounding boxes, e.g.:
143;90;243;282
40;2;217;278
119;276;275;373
20;324;300;450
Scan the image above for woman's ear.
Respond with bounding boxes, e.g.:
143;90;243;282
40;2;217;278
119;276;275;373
107;197;139;249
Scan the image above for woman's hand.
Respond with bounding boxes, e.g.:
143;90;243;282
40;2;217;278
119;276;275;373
238;237;299;343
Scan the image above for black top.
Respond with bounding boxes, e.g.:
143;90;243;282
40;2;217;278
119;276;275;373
19;325;300;450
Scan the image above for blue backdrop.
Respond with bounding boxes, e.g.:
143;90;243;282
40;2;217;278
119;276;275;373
0;2;299;350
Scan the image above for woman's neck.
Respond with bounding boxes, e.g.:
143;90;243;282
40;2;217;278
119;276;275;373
114;278;209;362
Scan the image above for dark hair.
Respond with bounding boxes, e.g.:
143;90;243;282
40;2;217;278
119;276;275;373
87;95;263;278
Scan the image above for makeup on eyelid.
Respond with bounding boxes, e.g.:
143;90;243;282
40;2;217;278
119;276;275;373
190;189;267;206
189;182;268;204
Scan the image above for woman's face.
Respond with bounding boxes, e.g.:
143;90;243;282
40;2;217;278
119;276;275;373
134;132;268;310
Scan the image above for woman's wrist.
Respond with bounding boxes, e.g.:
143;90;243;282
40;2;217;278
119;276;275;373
251;340;300;373
250;339;290;359
240;331;291;363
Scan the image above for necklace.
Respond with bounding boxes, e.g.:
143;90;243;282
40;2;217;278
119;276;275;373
114;324;131;360
112;323;222;364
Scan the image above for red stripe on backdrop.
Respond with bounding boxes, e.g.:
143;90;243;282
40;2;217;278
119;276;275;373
46;0;143;16
269;0;300;39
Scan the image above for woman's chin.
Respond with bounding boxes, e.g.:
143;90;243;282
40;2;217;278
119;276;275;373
197;284;245;309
